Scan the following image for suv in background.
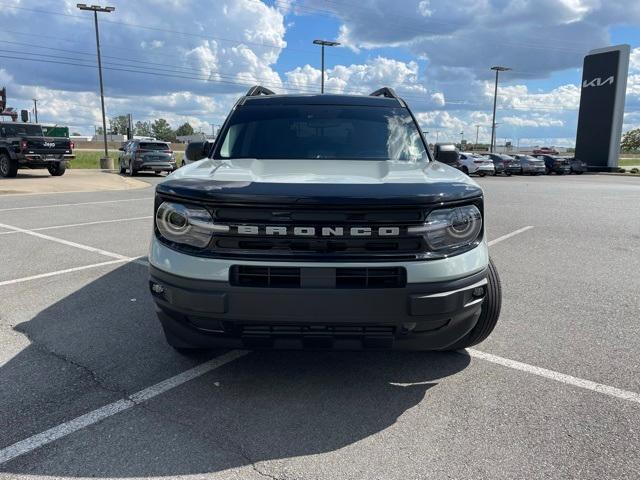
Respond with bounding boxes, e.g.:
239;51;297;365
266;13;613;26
148;86;502;353
535;154;571;175
0;122;74;177
512;155;546;175
118;140;177;176
459;152;495;177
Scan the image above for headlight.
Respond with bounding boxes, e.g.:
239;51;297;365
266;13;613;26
156;202;215;248
409;205;482;252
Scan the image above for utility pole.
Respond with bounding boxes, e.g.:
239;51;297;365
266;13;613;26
475;125;480;151
77;3;115;166
460;131;464;148
490;66;511;153
32;98;38;123
313;39;340;94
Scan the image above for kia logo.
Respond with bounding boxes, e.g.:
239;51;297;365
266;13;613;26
582;76;615;88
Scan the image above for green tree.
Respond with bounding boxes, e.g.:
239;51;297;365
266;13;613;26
151;118;175;142
109;115;130;135
621;128;640;152
175;122;194;137
134;121;152;137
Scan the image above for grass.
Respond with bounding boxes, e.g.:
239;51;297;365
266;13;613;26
70;150;184;169
619;158;640;167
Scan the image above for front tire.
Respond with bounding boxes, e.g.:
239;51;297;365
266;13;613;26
0;154;18;178
47;163;66;176
128;161;137;176
446;258;502;350
462;166;469;175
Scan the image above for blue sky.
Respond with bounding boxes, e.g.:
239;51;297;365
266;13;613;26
0;0;639;146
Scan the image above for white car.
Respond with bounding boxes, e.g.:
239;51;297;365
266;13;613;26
459;152;495;177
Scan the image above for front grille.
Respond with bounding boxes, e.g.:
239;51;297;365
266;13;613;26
230;265;407;288
210;205;427;260
241;324;395;336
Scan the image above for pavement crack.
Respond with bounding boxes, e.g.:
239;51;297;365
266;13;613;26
22;334;128;398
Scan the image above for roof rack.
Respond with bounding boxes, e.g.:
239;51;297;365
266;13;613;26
245;85;276;97
369;87;405;106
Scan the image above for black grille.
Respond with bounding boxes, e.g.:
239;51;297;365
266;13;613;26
240;324;395;337
230;265;406;288
210;205;426;260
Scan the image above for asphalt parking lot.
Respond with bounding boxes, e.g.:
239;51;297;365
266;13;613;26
0;173;639;479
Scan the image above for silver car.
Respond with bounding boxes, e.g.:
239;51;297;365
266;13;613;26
513;155;546;175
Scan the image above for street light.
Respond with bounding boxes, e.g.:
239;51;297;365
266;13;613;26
313;39;340;94
490;66;511;153
460;130;464;147
77;3;115;165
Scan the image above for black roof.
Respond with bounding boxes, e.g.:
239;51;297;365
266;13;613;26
240;94;403;107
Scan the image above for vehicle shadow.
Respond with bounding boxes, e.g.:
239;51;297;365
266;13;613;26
1;262;470;477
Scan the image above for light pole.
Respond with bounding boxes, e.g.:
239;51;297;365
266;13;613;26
313;39;340;93
77;3;115;164
475;125;480;151
32;98;38;123
490;66;511;153
460;131;464;148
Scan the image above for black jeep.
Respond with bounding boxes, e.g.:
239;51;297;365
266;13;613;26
0;122;74;177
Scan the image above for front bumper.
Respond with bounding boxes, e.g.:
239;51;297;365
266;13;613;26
149;263;488;351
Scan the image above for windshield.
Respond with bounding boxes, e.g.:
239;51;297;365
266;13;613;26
1;123;44;136
139;142;170;150
215;105;428;162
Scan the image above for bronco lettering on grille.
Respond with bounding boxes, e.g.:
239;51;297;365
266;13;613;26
234;226;401;237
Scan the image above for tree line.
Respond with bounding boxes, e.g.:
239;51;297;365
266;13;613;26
96;115;197;142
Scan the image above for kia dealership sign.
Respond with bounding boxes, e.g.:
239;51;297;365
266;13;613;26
575;45;630;171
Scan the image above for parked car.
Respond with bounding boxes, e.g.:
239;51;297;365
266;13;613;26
567;157;587;174
512;155;546;175
459;152;495;176
486;153;519;176
532;147;559;155
149;85;502;352
118;140;177;176
433;143;462;171
535;155;571;175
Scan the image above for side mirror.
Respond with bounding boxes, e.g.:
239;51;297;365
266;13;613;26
436;150;459;165
185;141;211;161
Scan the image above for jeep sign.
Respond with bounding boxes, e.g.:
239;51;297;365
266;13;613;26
574;45;630;172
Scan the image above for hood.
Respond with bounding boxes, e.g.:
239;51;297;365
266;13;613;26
157;158;482;206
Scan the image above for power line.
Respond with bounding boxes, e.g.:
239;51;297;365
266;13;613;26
0;51;580;112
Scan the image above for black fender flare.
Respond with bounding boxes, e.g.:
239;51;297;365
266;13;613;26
0;145;17;160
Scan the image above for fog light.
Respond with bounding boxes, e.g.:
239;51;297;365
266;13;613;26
472;287;485;298
151;283;165;294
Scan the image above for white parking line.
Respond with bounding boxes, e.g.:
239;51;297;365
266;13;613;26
0;197;153;213
467;349;640;405
0;222;129;260
0;350;249;466
0;258;143;287
0;216;152;236
488;226;534;246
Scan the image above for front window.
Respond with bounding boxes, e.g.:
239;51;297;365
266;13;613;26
216;105;428;162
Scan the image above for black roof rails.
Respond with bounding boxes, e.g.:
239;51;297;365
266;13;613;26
369;87;405;106
245;85;276;97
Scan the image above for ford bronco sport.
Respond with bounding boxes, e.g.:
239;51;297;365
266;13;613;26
148;86;501;351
